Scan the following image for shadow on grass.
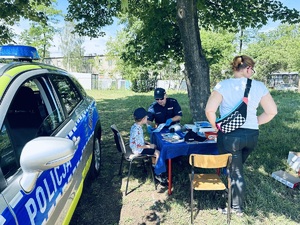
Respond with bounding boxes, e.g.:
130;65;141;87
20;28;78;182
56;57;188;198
71;91;300;224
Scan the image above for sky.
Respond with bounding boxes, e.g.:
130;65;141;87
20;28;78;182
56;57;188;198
50;0;121;57
12;0;300;57
12;0;123;57
260;0;300;32
47;0;123;57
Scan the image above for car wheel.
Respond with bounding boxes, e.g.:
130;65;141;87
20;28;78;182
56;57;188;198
89;134;101;180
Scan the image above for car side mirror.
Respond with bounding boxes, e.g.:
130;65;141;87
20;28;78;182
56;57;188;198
19;137;76;193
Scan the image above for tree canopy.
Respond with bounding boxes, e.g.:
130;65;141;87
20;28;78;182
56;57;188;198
0;0;52;44
65;0;120;38
66;0;300;44
66;0;300;121
246;24;300;82
19;1;62;59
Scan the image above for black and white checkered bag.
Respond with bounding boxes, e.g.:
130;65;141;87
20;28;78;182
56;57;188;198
216;79;252;133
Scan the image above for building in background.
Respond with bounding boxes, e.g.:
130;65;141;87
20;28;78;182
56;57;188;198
44;55;127;90
268;72;299;92
44;55;118;77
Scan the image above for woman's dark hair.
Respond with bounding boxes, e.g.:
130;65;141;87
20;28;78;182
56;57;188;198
231;55;255;71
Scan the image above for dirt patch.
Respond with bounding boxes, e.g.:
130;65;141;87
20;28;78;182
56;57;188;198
70;138;173;225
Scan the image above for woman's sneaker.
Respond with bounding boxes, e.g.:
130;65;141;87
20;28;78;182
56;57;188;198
218;207;243;217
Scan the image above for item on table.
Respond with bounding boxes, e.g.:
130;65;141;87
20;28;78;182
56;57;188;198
183;124;195;130
184;130;206;142
194;121;213;133
199;127;216;132
194;121;212;128
205;131;218;140
169;124;181;133
161;133;184;143
153;123;166;132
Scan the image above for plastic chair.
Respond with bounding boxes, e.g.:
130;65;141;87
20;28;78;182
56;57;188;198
110;124;157;195
189;153;232;225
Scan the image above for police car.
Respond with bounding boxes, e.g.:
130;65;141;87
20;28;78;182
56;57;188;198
0;45;102;224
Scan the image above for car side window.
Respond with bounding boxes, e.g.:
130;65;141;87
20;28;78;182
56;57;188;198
50;75;82;115
0;124;18;182
1;81;46;182
5;82;45;163
1;76;68;184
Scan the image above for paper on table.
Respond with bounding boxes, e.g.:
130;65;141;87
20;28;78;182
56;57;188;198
194;121;212;127
161;133;184;143
166;139;184;143
161;133;181;139
199;127;216;132
183;124;195;130
153;123;166;132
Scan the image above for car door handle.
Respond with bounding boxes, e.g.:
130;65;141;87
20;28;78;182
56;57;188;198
72;136;80;149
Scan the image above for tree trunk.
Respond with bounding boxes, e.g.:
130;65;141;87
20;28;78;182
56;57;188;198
239;29;243;54
176;0;210;121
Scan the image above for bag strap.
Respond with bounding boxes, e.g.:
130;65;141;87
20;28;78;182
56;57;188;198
244;79;252;98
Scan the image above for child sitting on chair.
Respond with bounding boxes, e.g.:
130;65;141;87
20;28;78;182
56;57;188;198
130;107;167;184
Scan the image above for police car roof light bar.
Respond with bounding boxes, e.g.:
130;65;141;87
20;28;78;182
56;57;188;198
0;45;40;61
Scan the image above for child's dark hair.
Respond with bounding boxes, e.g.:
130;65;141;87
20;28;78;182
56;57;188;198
133;107;147;122
134;118;143;122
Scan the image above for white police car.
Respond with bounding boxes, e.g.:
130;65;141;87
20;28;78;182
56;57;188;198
0;45;102;224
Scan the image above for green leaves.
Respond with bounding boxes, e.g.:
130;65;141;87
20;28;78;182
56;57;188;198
246;23;300;81
64;1;300;70
0;0;53;44
19;0;62;59
198;0;300;31
65;0;120;38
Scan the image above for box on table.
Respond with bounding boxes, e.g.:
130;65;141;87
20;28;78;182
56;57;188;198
272;170;300;189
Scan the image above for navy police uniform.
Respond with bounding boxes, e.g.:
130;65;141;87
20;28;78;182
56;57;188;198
147;98;182;125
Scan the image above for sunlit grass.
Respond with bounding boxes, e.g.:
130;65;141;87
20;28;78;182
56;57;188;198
86;89;300;225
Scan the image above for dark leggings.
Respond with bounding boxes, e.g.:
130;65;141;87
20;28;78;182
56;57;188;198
217;128;259;211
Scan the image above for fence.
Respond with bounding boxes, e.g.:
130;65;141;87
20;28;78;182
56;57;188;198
71;72;187;91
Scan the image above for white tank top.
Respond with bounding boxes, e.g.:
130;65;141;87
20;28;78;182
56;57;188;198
214;77;269;129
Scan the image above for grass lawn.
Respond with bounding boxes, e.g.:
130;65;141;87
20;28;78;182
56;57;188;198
71;89;300;225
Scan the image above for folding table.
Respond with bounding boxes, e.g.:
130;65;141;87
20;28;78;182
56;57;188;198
152;128;218;195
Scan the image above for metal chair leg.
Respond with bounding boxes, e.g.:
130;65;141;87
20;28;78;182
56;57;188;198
149;161;157;190
125;161;133;195
119;154;124;175
191;181;194;224
227;174;231;224
227;186;231;224
142;159;147;172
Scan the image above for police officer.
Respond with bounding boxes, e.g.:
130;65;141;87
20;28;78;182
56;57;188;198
147;88;182;132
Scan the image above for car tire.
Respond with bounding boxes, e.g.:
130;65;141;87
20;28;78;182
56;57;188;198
88;132;101;180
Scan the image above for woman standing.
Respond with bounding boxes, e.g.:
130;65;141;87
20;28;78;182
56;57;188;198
205;55;277;215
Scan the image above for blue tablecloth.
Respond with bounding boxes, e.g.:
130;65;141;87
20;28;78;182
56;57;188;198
153;128;218;175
